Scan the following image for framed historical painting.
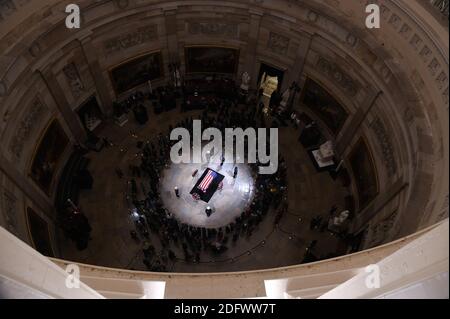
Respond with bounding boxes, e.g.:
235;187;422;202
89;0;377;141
110;51;163;95
185;46;239;74
302;77;349;135
26;207;54;257
349;137;379;211
30;119;69;196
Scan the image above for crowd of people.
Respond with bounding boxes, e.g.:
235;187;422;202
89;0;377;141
119;88;289;271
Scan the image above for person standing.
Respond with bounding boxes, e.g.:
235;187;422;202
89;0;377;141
233;166;238;178
174;186;180;198
205;206;212;217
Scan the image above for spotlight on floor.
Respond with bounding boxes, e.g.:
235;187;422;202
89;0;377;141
241;184;250;193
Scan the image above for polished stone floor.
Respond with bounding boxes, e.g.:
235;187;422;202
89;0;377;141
57;101;351;272
160;151;255;228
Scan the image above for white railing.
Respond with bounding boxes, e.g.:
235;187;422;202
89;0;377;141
49;220;447;299
319;219;449;299
0;219;447;298
0;227;104;299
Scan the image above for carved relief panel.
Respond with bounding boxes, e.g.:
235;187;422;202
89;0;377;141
316;56;359;97
103;25;158;54
187;21;239;38
2;188;19;236
267;32;290;55
62;62;85;99
0;0;17;21
366;210;398;248
9;98;48;159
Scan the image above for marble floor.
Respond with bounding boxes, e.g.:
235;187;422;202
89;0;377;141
57;101;351;273
160;153;255;228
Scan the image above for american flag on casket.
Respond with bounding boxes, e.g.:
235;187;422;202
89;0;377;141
198;169;217;193
190;168;225;203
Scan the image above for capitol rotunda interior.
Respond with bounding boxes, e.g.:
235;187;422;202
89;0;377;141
0;0;448;301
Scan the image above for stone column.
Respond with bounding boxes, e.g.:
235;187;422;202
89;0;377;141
164;6;180;64
246;9;263;90
282;32;313;108
78;38;114;117
37;68;87;144
336;89;382;154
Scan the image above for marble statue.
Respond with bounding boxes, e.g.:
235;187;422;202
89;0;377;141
332;210;350;226
174;67;182;88
328;209;350;233
240;71;250;91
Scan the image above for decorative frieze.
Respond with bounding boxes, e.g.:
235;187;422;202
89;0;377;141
114;0;129;10
345;33;358;47
188;22;238;38
399;23;412;40
316;56;359;97
367;210;398;247
267;32;289;55
370;117;397;177
403;106;415;124
436;72;448;90
388;13;402;29
9;98;47;159
438;194;449;220
0;0;16;21
442;194;449;210
2;189;19;236
29;42;41;58
379;3;391;20
378;64;392;82
428;58;441;76
370;0;449;109
443;87;449;105
62;62;85;98
103;25;158;54
430;0;449;17
0;0;32;21
307;10;318;22
419;45;433;63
